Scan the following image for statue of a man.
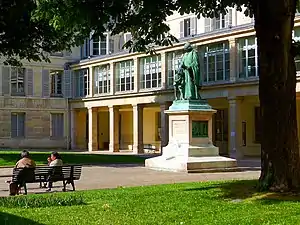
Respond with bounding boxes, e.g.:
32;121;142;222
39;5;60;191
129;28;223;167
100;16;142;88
177;42;201;100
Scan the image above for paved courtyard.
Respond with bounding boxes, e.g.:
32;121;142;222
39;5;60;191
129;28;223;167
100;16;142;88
0;165;260;196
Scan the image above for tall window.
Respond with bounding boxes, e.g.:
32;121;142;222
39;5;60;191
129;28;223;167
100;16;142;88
167;51;184;87
11;113;25;138
94;65;111;94
75;69;89;97
293;28;300;71
180;17;197;38
200;42;230;82
140;55;162;89
50;71;63;96
254;107;262;143
116;60;134;92
214;109;228;142
204;9;232;32
11;67;25;95
238;37;258;78
92;35;107;56
80;38;90;59
51;113;64;138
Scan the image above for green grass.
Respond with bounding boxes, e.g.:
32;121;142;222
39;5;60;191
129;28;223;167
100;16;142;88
1;180;300;225
0;151;146;166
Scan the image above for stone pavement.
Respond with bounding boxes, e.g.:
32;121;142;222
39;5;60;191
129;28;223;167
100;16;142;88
0;165;260;197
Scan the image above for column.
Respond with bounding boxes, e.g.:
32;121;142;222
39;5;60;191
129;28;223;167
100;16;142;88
132;104;144;154
110;62;116;95
133;57;140;93
109;106;120;152
228;97;243;159
70;109;76;150
160;102;171;150
88;66;94;97
88;107;98;152
160;52;168;89
229;38;237;83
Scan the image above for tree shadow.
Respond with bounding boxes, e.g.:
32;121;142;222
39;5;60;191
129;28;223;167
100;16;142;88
0;212;44;225
184;180;300;204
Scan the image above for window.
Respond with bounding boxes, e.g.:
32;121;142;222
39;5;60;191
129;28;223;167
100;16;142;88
11;113;25;138
92;34;116;56
11;67;25;95
200;42;230;82
293;28;300;71
238;37;258;78
214;109;228;142
50;71;63;96
94;65;111;94
180;17;197;38
204;9;232;32
75;69;89;97
140;55;162;89
254;107;262;143
116;60;134;92
167;51;184;87
51;113;64;138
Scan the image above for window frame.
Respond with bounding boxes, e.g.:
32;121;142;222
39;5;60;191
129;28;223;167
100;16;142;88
50;71;63;97
116;60;134;92
11;112;25;138
11;67;25;96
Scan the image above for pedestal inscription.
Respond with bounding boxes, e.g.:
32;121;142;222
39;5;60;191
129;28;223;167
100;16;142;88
172;120;186;137
192;121;208;138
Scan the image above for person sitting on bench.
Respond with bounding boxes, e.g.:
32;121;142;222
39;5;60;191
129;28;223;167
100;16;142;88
8;150;36;196
46;151;63;192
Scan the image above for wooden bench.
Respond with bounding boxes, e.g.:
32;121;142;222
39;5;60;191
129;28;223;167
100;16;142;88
11;165;82;195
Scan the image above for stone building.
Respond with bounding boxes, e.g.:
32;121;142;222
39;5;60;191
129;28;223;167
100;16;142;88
1;8;300;159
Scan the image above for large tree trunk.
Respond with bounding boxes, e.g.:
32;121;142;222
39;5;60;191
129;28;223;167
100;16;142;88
252;0;300;191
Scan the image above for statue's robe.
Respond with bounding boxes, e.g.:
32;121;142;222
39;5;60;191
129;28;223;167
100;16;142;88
181;49;200;100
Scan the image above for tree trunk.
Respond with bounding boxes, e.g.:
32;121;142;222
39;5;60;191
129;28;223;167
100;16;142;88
252;0;300;191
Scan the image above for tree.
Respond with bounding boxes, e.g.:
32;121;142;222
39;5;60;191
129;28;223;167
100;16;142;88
2;0;300;191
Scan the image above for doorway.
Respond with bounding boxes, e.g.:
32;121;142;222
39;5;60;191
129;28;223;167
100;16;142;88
213;109;229;156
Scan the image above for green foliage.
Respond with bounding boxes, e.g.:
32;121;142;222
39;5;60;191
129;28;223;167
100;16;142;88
0;193;85;208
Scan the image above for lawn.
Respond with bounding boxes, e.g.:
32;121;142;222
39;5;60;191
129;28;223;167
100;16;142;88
0;151;146;167
1;180;300;225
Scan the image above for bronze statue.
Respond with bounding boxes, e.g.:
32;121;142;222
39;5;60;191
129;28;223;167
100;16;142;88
174;42;202;100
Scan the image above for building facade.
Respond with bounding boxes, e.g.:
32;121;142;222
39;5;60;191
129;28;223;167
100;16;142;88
1;9;300;158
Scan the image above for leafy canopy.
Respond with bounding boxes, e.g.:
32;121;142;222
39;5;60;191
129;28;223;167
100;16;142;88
1;0;300;64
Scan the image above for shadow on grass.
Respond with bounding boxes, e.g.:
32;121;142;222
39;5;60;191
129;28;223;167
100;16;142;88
185;180;300;203
0;212;43;225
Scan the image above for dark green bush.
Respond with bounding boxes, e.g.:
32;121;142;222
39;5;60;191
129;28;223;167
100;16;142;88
0;193;86;208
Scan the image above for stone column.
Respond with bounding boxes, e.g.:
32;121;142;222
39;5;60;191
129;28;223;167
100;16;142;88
133;57;140;93
70;109;76;150
160;102;171;150
110;62;116;95
109;105;120;152
228;97;243;159
160;52;168;89
229;38;237;82
88;66;94;97
88;107;98;152
132;104;144;154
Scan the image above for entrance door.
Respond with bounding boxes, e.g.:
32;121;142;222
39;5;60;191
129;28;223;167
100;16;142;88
213;109;229;156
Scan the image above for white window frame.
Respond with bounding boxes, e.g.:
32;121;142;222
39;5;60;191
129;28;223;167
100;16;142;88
167;51;184;87
11;67;25;96
140;55;162;89
94;65;111;95
238;37;258;78
116;60;134;92
75;69;89;97
50;71;63;96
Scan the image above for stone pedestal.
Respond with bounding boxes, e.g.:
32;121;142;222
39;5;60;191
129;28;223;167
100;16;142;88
145;100;237;172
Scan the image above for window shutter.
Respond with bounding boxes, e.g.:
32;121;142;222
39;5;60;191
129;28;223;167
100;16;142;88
204;18;211;32
125;33;132;42
11;114;17;138
19;114;25;137
190;17;197;35
2;66;10;96
225;9;233;28
211;18;216;31
42;69;50;97
63;70;73;98
119;35;125;50
180;21;184;38
26;68;34;96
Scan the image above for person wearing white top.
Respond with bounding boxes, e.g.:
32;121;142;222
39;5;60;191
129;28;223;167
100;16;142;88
46;152;63;192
